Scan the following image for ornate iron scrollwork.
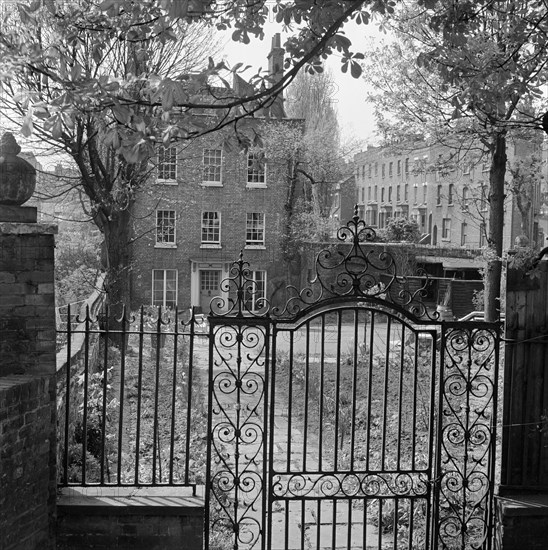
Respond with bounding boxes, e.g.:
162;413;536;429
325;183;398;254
211;208;438;321
207;323;269;550
272;471;429;499
205;209;500;550
437;326;499;549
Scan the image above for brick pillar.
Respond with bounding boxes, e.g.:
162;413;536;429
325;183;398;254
0;216;58;549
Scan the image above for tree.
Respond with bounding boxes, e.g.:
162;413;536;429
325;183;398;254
0;0;394;314
364;1;548;321
286;69;346;217
0;2;222;316
273;70;362;279
0;0;393;157
380;216;421;243
508;150;545;244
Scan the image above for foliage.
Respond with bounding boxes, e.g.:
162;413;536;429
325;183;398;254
55;229;102;305
377;216;421;243
0;0;388;310
0;0;223;311
64;320;210;485
265;71;352;268
508;152;545;243
283;197;338;256
286;69;340;136
508;246;543;279
67;360;118;483
364;1;548;321
472;289;484;312
0;0;394;155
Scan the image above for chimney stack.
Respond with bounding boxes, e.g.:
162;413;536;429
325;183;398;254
267;33;285;118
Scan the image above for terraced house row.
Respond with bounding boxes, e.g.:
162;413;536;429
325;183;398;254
354;139;544;250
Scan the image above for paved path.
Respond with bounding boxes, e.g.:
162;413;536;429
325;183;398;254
193;330;388;550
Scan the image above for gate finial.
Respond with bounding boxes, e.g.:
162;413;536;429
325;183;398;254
211;250;270;317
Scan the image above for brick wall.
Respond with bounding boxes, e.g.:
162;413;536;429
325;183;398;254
496;495;548;550
0;222;57;550
0;376;56;550
56;487;203;550
0;224;57;376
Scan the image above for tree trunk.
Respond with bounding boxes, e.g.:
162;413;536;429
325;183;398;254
516;194;532;241
484;132;506;322
101;209;133;347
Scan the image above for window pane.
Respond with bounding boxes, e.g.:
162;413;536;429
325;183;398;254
203;149;223;182
158;146;177;180
244;270;266;312
442;218;451;239
156;210;176;244
246;213;265;245
152;271;164;304
200;270;220;292
247;151;266;183
202;211;220;243
152;269;177;308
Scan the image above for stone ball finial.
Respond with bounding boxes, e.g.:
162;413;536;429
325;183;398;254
0;132;36;206
0;132;22;156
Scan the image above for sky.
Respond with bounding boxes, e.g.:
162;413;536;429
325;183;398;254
219;16;386;147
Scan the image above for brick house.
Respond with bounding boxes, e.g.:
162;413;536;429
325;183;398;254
130;122;303;312
130;36;304;312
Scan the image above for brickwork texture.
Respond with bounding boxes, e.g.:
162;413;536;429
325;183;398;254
56;510;203;550
0;376;56;550
0;227;57;377
130;121;303;310
0;224;57;550
56;488;203;550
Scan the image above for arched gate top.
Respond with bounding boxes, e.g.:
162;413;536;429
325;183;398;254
210;208;441;323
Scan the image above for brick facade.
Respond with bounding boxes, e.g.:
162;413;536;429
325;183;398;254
0;221;58;550
130;121;302;312
0;224;57;376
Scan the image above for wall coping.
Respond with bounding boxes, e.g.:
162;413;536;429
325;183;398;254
56;272;106;375
57;486;205;516
496;494;548;517
0;374;39;390
0;375;51;398
0;222;58;235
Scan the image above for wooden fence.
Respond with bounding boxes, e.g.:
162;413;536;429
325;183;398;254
502;260;548;491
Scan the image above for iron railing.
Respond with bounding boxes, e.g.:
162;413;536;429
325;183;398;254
57;305;208;490
55;208;501;550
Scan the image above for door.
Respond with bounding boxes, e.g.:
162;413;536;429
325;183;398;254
200;270;220;313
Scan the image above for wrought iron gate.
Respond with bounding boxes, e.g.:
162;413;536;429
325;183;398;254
205;213;500;550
